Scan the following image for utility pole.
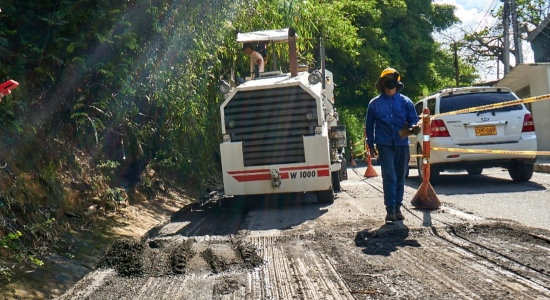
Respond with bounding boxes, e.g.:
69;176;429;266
503;0;510;74
497;39;500;79
440;32;461;86
453;42;459;86
511;0;522;64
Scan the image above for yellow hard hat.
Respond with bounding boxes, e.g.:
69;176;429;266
379;67;401;81
375;67;403;93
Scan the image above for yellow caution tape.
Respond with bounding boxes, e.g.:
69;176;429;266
355;152;423;158
432;147;550;156
357;149;548;159
353;150;368;156
432;93;550;118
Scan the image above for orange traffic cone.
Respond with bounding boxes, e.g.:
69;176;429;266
364;151;378;178
411;163;440;209
411;107;440;209
350;153;357;168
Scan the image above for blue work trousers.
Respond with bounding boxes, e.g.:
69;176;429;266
377;144;409;209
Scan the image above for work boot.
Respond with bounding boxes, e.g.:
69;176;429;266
395;206;405;220
385;207;396;222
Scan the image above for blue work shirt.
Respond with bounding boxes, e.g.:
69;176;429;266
365;92;418;149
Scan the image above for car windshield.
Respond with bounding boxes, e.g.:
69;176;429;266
439;92;522;114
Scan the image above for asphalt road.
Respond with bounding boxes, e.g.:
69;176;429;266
57;162;550;299
402;165;550;231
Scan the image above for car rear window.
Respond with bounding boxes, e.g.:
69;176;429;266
439;92;522;114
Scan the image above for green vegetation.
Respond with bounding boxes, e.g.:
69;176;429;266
0;219;53;281
0;0;481;281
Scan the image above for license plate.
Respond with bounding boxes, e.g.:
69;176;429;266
475;125;496;136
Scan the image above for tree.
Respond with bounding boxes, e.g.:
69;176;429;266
431;43;478;89
327;0;460;108
0;0;241;187
462;0;550;74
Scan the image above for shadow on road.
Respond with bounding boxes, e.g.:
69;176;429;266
354;223;421;257
144;192;331;238
243;192;331;231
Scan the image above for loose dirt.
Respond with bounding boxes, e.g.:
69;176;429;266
0;187;193;300
94;236;262;279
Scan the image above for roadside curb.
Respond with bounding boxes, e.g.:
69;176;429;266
535;163;550;174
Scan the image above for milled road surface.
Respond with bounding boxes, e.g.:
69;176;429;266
59;164;550;299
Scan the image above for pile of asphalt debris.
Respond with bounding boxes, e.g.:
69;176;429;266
95;237;263;278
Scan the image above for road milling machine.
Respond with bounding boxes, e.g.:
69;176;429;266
218;27;347;204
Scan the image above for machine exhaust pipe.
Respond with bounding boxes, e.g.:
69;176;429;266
320;36;325;89
289;27;298;77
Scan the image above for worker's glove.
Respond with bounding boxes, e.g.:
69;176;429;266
368;146;378;158
410;125;421;135
399;122;421;139
399;122;409;139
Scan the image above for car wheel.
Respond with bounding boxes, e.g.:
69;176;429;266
416;146;440;184
466;167;483;175
508;162;534;182
316;189;334;204
416;146;423;181
429;165;441;184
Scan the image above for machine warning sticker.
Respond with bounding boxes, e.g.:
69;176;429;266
227;165;330;182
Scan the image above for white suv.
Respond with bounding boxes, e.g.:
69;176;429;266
409;86;537;183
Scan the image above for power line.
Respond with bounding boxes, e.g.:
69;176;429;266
463;0;492;31
463;0;499;33
469;0;500;33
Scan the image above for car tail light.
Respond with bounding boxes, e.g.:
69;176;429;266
522;113;535;132
431;119;450;137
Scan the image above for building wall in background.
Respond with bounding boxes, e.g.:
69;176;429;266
496;65;550;151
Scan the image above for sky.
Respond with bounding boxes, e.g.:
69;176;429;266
436;0;496;32
433;0;534;82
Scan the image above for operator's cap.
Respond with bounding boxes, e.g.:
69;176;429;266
375;67;404;93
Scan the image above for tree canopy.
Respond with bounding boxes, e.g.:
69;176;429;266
0;0;470;188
